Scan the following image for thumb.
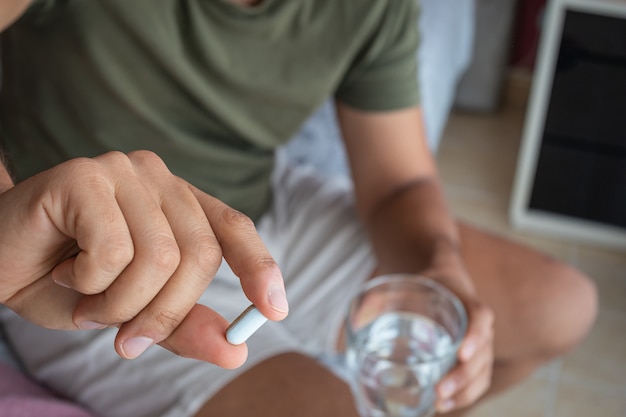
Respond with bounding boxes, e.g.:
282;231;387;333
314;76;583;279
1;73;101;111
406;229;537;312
157;304;249;368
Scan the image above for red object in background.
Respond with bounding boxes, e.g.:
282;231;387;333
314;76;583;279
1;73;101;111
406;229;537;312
511;0;548;69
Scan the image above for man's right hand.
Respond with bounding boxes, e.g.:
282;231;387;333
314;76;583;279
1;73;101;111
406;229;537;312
0;150;288;368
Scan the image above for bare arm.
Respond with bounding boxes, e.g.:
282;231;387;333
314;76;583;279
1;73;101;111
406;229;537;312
336;103;465;287
337;102;494;413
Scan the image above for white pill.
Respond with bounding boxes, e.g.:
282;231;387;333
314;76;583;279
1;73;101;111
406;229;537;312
226;305;268;345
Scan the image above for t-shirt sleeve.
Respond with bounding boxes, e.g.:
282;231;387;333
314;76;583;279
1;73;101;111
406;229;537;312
335;0;421;112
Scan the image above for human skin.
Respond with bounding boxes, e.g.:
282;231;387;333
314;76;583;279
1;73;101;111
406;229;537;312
198;104;597;416
0;1;597;415
0;4;289;367
0;151;289;366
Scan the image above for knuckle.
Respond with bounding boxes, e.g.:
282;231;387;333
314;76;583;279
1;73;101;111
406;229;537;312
147;236;181;274
54;155;125;197
102;150;129;162
71;238;134;296
219;207;255;230
98;236;135;274
188;233;222;277
96;151;133;171
127;150;168;172
153;309;185;335
172;176;191;189
235;255;279;278
58;159;108;190
62;156;101;173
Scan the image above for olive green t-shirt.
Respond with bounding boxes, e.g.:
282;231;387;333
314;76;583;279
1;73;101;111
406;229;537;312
0;0;420;220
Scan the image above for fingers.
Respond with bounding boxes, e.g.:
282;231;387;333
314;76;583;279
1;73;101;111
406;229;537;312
46;158;135;294
71;198;179;330
104;179;224;358
459;300;494;363
191;186;289;322
67;154;184;331
437;300;494;412
71;153;220;334
3;273;83;330
19;151;285;365
436;356;493;413
67;152;285;363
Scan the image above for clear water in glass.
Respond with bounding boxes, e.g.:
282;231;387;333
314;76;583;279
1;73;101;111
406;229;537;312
347;311;455;417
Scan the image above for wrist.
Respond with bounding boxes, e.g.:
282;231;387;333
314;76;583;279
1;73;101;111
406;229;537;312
428;236;463;270
417;237;480;297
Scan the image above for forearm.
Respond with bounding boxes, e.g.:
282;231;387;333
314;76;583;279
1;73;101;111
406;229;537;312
337;103;475;294
366;174;454;262
364;177;476;295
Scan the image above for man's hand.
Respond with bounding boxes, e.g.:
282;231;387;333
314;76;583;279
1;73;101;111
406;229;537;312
0;151;288;368
436;297;494;413
422;264;495;414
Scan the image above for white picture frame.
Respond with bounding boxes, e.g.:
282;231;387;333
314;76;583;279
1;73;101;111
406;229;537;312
509;0;626;250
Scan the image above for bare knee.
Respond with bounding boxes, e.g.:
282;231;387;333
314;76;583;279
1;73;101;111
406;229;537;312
527;261;597;359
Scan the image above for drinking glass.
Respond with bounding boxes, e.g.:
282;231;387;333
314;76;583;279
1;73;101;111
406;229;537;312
343;274;467;417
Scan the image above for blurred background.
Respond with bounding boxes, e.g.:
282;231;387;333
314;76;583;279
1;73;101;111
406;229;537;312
436;0;626;415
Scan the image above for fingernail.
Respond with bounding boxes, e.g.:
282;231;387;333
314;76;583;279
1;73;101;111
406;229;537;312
438;399;455;413
268;283;289;314
440;380;456;398
77;321;107;330
122;337;154;359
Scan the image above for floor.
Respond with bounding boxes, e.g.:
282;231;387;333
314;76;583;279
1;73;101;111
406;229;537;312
435;70;626;417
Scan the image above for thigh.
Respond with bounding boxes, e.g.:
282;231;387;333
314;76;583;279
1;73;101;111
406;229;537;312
457;222;597;360
196;352;360;417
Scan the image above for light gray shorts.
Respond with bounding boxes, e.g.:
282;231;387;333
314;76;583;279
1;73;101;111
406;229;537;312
0;156;375;417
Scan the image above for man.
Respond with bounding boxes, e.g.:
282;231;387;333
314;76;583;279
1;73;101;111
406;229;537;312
0;1;596;416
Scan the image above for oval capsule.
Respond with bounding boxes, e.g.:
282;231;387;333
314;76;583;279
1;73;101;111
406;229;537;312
226;305;269;345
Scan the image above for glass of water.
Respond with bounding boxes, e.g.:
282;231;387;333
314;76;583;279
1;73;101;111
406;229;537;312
343;274;467;417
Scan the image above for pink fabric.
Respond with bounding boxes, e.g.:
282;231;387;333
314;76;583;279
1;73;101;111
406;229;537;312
0;362;96;417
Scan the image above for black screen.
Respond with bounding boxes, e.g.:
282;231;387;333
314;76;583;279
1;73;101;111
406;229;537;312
529;9;626;229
